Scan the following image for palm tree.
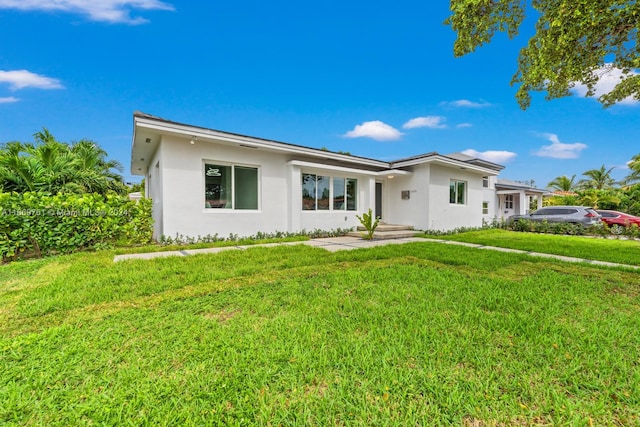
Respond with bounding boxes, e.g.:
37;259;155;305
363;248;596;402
623;153;640;185
0;129;125;195
578;165;616;190
547;174;576;192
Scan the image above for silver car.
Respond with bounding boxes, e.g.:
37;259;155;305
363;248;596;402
510;206;601;226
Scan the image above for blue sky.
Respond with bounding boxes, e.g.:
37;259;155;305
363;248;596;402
0;1;637;187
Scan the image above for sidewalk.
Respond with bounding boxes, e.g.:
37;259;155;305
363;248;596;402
113;236;640;270
113;236;425;262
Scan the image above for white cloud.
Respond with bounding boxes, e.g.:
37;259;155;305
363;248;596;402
0;0;174;24
533;133;587;159
456;123;472;128
572;64;639;106
343;121;403;141
461;149;517;164
403;116;446;129
441;99;492;108
0;70;63;90
0;96;19;103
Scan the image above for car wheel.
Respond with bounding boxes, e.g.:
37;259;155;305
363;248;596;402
610;224;625;235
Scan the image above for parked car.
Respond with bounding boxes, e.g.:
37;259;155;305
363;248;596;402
509;206;601;227
596;210;640;233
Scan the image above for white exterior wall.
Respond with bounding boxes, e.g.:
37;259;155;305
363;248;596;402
427;165;485;231
153;135;375;239
382;164;487;231
158;135;288;239
384;166;430;227
147;145;163;239
482;175;497;222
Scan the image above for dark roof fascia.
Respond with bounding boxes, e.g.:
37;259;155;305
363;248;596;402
133;112;506;173
133;111;389;168
496;183;546;193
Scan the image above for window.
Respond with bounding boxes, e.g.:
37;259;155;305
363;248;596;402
482;176;489;188
505;194;514;209
346;178;357;210
333;178;345;210
449;180;466;205
482;201;489;215
303;174;357;211
205;163;258;209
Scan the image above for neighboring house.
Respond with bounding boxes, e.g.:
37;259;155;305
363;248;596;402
493;178;546;219
131;112;510;240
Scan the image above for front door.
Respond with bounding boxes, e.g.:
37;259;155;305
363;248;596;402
375;182;383;220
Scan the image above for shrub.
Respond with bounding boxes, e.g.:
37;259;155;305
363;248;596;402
0;191;152;261
355;208;380;240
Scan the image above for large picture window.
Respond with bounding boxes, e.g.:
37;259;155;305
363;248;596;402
205;163;258;209
303;174;357;211
449;179;466;205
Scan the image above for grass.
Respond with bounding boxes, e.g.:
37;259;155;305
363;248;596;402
1;241;639;425
113;235;309;255
427;228;640;266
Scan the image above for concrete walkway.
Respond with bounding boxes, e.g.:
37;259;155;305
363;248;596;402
113;236;639;270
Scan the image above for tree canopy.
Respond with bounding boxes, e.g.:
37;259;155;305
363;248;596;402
0;129;126;195
446;0;640;108
578;165;617;190
547;174;576;192
624;153;640;185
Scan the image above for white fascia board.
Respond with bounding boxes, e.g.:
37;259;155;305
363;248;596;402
393;155;500;175
135;117;388;168
496;190;525;195
376;169;412;176
287;160;380;176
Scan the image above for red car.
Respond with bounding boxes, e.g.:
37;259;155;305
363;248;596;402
596;210;640;233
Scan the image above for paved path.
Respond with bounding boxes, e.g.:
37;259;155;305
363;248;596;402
113;236;639;270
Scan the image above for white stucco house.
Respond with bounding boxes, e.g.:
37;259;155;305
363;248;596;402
131;112;535;240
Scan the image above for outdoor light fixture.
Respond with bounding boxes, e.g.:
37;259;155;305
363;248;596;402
190;136;197;145
145;137;151;143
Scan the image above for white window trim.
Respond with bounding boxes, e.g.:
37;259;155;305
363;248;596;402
505;194;514;210
203;160;261;212
301;173;358;212
450;179;467;206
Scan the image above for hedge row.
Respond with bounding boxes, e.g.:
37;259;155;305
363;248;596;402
0;192;153;260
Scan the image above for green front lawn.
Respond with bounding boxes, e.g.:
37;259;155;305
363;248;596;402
430;228;640;266
1;242;639;425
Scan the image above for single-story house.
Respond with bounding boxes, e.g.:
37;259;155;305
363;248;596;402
131;112;535;240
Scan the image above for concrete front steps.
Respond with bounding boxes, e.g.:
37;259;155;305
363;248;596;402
347;223;418;240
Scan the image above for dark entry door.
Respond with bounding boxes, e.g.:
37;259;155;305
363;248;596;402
375;182;382;220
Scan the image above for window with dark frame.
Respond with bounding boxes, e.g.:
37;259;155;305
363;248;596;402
505;194;514;209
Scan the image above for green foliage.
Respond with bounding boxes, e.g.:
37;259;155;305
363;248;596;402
156;228;352;246
546;174;576;192
577;165;617;190
437;228;640;266
618;184;640;215
0;128;126;195
446;0;640;108
624;154;640;185
2;243;640;424
355;208;380;240
0;192;152;260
